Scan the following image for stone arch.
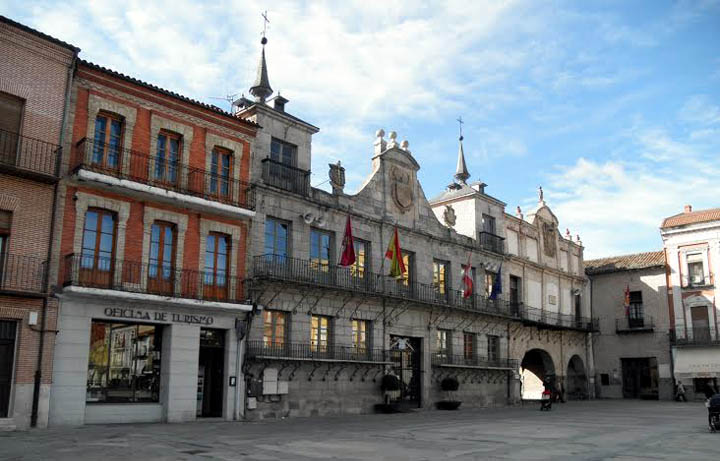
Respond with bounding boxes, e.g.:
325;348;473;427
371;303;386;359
565;354;588;400
520;348;555;399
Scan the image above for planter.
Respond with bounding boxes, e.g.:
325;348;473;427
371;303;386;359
436;400;462;410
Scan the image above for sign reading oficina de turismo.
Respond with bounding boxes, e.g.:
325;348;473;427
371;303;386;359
103;307;214;325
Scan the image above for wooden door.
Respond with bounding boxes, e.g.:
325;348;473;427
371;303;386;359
204;233;229;300
79;209;116;288
147;222;176;296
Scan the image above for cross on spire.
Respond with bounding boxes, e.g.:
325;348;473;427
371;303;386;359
456;116;464;140
261;10;270;40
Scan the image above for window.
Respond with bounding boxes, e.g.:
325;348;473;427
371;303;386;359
433;260;449;296
351;239;369;279
437;329;450;359
204;233;230;300
399;251;413;286
463;332;475;361
485;271;497;297
148;222;176;295
0;210;10;257
155;132;180;184
310;315;330;354
687;253;705;286
482;214;496;234
270;138;297;166
601;374;610;386
263;310;287;349
352;319;370;355
628;291;643;325
264;218;289;258
210;148;232;198
80;209;116;287
487;335;500;362
86;321;162;403
0;92;23;161
509;275;521;305
92;113;122;170
310;228;333;272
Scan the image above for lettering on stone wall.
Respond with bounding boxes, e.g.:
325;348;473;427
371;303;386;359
103;307;214;325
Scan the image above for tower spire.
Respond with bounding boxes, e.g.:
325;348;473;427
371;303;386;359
454;116;470;184
249;11;273;103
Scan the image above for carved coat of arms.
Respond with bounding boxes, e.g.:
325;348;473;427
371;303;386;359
443;205;456;227
390;166;414;213
542;222;557;258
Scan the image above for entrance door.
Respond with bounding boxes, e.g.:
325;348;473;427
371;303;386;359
198;328;225;417
690;305;711;343
389;335;421;408
0;321;17;418
621;357;658;399
509;276;521;315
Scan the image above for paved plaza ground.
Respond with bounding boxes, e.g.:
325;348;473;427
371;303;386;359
0;400;717;460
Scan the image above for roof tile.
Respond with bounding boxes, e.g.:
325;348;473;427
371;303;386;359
585;251;665;275
661;207;720;228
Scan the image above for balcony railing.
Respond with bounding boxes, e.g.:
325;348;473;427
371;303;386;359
518;304;597;332
431;352;518;369
0;254;47;294
478;231;504;254
72;138;255;210
246;340;395;363
63;253;246;304
253;255;520;319
261;158;310;196
670;328;720;346
616;316;654;333
0;128;60;178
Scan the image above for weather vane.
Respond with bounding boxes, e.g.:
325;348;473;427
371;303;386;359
261;10;270;42
456;116;464;141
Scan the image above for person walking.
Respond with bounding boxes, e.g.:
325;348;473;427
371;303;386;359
675;381;687;402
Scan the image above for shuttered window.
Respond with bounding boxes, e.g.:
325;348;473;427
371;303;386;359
0;92;23;135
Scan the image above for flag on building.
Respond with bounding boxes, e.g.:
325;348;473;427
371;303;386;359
338;215;356;267
624;285;630;316
385;227;406;279
462;252;473;298
489;264;502;300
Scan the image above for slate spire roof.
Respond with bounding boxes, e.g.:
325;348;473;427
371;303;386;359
454;137;470;184
250;38;273;103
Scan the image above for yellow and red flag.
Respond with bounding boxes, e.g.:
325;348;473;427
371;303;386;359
385;227;406;278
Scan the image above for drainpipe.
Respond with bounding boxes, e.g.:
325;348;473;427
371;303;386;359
31;53;77;428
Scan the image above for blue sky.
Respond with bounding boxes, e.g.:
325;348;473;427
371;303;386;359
3;0;719;258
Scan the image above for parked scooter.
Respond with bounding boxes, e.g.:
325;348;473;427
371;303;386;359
707;394;720;432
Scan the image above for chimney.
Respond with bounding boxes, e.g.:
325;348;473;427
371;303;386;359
273;95;288;112
684;204;692;213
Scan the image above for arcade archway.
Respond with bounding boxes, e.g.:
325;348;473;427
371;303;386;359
566;355;588;400
520;349;555;399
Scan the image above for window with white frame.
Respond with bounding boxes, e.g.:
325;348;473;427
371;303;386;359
687;253;705;286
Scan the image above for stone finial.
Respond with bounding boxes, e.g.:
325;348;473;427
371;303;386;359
538;185;544;203
575;234;582;245
329;161;345;195
565;228;571;239
516;206;523;220
388;131;398;148
401;139;409;151
374;128;387;155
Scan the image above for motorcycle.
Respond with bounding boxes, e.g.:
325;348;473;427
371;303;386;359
707;394;720;432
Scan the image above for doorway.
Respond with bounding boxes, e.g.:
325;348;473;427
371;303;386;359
389;335;422;408
197;328;225;417
621;357;658;399
0;321;16;418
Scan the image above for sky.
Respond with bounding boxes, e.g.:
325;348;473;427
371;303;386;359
3;0;719;259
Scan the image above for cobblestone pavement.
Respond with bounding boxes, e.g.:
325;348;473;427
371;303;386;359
0;400;717;460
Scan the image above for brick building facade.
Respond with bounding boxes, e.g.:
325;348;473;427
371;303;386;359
48;60;259;425
0;16;78;429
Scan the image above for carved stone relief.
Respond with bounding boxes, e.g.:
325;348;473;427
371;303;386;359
390;166;414;213
542;222;557;258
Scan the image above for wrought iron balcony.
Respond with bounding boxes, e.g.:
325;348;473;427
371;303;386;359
478;231;504;254
670;328;720;346
518;304;597;332
72;138;255;211
246;340;395;363
0;254;47;295
261;158;310;196
63;253;246;304
253;255;519;319
0;128;60;179
431;352;519;370
616;316;655;333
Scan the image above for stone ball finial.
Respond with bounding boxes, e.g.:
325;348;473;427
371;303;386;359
376;128;385;138
389;131;397;140
401;140;409;150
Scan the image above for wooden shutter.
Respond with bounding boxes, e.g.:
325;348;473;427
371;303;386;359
0;92;23;134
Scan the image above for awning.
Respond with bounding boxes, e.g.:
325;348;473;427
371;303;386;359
673;347;720;378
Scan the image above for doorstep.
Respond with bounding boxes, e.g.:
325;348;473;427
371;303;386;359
0;418;17;431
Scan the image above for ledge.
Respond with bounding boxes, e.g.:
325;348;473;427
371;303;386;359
249;355;396;365
433;363;515;371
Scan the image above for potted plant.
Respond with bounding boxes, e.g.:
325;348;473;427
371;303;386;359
374;372;402;413
436;376;461;410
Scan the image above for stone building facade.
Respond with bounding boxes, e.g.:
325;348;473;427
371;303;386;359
236;38;596;420
48;60;258;426
661;205;720;400
585;252;672;400
0;15;78;430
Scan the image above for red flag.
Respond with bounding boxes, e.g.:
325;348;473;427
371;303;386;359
624;285;630;317
462;252;473;298
339;215;356;267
